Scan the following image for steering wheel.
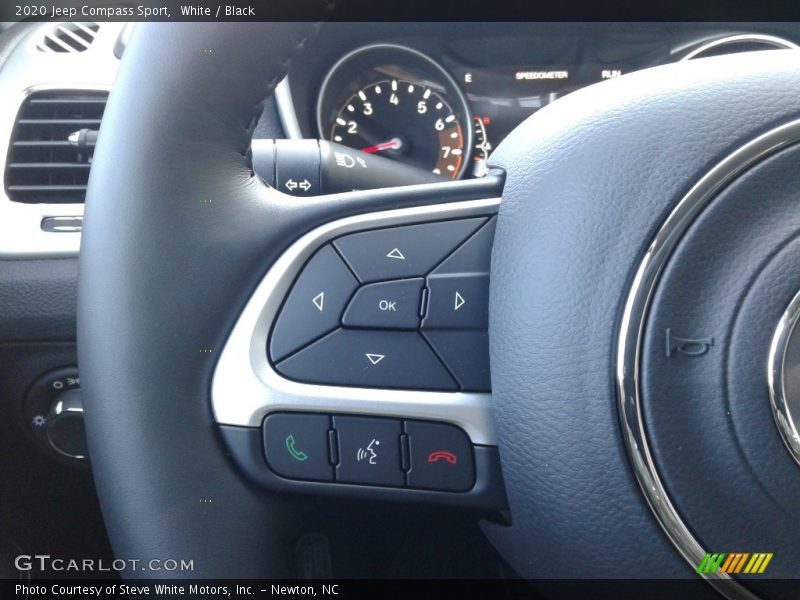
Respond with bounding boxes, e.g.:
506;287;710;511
79;21;800;596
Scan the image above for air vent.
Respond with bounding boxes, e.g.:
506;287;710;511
5;90;108;204
36;22;100;53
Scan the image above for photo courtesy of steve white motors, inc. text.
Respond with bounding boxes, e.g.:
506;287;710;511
13;4;256;19
16;583;340;597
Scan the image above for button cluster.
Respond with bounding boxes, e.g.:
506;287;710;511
263;412;475;492
269;217;495;392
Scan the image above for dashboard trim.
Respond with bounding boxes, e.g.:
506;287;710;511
3;25;799;259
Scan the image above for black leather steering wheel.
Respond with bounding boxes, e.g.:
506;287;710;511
80;21;800;594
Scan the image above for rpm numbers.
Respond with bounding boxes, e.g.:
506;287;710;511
330;79;465;179
317;44;473;180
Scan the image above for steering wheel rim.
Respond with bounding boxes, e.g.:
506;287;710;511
78;21;329;578
482;48;800;592
80;21;800;589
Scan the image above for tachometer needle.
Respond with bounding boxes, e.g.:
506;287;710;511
360;137;403;153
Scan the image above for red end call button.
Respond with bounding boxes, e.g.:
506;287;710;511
404;420;475;492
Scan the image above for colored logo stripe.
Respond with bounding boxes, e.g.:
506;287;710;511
744;553;773;574
697;553;726;574
697;552;773;574
719;553;749;574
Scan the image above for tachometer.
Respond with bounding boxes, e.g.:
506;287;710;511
317;44;473;179
330;79;465;177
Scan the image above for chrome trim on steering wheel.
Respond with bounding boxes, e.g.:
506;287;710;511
617;120;800;600
212;197;499;445
681;34;800;61
767;290;800;469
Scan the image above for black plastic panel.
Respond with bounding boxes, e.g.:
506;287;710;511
0;258;78;342
218;423;505;510
342;277;424;329
269;217;496;392
0;343;113;569
423;274;489;330
277;329;458;390
432;217;496;275
270;245;359;362
333;415;405;487
263;413;333;482
333;218;485;283
405;420;475;492
423;330;491;392
256;412;481;494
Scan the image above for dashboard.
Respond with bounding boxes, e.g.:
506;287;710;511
1;22;800;259
279;22;800;180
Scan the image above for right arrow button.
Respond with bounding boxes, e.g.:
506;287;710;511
454;291;466;311
422;274;489;330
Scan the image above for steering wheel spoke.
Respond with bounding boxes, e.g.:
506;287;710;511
79;21;506;577
213;177;505;509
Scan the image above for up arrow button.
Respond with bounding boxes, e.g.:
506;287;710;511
333;218;486;283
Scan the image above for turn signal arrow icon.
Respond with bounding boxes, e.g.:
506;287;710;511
285;178;312;192
365;353;385;365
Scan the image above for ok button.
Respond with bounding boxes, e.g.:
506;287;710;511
379;299;397;312
342;278;423;330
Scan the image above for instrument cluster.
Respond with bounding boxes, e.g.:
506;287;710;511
285;26;799;180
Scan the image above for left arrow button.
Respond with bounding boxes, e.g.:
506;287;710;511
312;292;325;312
270;245;359;362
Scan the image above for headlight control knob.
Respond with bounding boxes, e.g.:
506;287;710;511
46;389;87;460
24;367;87;464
